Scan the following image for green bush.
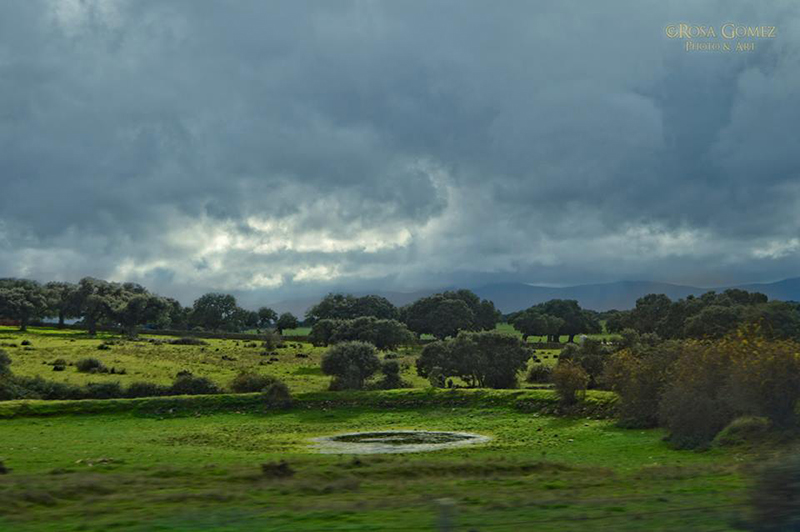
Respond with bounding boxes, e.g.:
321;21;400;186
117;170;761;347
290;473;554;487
713;416;772;447
12;376;84;400
75;358;108;373
0;376;36;401
84;382;124;399
557;339;610;389
169;373;220;395
263;380;292;406
525;364;552;384
169;337;208;346
601;343;680;428
261;331;281;351
321;341;381;390
376;360;408;389
552;360;589;406
125;381;171;398
229;371;280;393
659;384;732;449
0;349;10;375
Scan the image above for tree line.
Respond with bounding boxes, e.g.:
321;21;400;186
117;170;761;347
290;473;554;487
0;278;298;337
603;289;800;341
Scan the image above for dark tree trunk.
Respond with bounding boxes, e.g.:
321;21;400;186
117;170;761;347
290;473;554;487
58;313;65;329
87;317;97;336
19;318;27;332
568;334;575;343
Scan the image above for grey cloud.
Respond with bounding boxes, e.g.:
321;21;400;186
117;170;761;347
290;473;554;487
0;0;799;305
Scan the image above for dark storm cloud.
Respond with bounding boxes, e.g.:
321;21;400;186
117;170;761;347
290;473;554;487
0;0;798;304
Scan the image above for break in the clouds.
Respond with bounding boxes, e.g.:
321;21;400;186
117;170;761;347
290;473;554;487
1;0;799;305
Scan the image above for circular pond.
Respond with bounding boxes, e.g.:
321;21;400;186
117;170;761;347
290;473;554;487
310;430;491;454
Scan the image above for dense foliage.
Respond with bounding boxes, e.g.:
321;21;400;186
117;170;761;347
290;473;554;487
416;330;530;388
305;293;398;323
309;317;414;350
321;341;382;390
508;299;600;342
606;289;800;341
401;290;500;339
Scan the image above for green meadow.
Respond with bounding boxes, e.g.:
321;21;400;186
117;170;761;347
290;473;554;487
0;396;752;532
0;326;771;531
0;327;564;393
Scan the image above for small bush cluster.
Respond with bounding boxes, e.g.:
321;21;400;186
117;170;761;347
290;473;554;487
169;372;220;395
75;358;108;373
169;337;208;346
603;327;800;448
0;354;290;401
374;360;409;390
263;381;292;406
0;350;11;375
261;460;295;478
229;371;281;393
322;341;381;390
551;360;589;405
525;364;552;384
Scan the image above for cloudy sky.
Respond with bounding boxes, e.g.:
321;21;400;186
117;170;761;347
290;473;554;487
1;0;799;307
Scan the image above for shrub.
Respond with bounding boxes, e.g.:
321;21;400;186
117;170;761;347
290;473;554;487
97;343;111;351
558;339;609;389
261;331;281;351
601;343;680;428
50;358;67;366
261;460;295;478
169;373;220;395
713;416;772;447
321;341;381;390
748;454;800;531
229;371;280;393
0;349;10;375
376;360;408;389
126;381;171;398
75;358;108;373
263;381;292;406
52;365;65;372
723;333;800;428
83;382;124;399
659;384;732;449
526;364;552;384
0;377;36;401
552;360;589;406
655;331;800;448
12;376;83;400
169;337;208;346
20;340;31;346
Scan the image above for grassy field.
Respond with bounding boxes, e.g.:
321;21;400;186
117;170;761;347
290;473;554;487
268;323;618;345
0;394;755;531
0;327;562;393
0;326;767;531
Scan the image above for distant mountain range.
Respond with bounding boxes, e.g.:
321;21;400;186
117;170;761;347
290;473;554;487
269;277;800;316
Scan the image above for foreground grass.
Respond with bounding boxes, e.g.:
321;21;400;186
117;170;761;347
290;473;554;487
0;399;752;532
